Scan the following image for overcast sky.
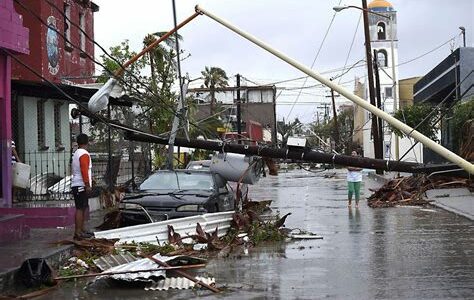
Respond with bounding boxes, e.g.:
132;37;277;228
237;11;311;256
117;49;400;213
92;0;473;123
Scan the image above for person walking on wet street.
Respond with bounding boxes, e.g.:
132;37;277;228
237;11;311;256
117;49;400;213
347;150;363;208
71;134;93;240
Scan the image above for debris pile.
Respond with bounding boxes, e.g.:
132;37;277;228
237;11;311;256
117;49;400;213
42;200;322;295
368;175;473;208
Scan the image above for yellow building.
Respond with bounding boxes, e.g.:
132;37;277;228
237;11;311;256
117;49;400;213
398;77;422;108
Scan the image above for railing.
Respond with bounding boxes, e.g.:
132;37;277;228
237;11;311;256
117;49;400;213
14;151;151;201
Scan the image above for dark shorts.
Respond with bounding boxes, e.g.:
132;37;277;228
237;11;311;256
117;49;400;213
72;186;89;210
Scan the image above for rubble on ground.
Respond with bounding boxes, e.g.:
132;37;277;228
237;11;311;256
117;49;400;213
368;174;473;208
50;200;321;293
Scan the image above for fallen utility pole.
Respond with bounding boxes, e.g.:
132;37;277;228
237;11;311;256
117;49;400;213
125;131;426;173
73;109;467;176
194;5;474;175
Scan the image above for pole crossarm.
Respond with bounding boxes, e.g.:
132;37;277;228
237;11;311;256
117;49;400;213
194;5;474;175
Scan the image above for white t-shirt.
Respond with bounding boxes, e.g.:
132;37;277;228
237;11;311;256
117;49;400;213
71;148;92;187
347;170;362;182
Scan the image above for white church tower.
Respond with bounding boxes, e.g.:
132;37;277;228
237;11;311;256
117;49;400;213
363;0;422;162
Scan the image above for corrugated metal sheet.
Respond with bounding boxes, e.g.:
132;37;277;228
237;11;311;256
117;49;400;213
94;211;234;245
145;277;215;291
97;254;207;282
93;253;138;271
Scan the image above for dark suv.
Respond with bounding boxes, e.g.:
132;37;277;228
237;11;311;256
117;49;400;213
119;169;235;226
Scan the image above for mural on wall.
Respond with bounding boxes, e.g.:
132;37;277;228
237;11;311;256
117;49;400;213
46;16;59;75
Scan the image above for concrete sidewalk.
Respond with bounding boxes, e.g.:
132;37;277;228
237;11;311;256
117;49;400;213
426;188;474;220
0;208;106;292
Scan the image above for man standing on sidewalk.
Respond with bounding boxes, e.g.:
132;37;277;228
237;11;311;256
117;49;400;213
71;134;93;240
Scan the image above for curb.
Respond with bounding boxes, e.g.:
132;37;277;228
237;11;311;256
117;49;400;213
430;201;474;221
0;244;74;293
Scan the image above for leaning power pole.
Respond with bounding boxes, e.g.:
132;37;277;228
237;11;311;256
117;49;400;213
361;0;383;163
236;73;242;143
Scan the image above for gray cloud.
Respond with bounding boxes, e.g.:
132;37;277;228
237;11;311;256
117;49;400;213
93;0;473;122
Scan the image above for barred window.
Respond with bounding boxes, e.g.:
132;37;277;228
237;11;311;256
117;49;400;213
37;100;46;149
64;3;72;51
79;12;85;52
385;87;393;99
54;102;62;147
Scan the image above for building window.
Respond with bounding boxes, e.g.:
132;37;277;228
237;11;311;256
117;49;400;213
79;12;86;53
37;100;47;150
377;22;386;40
385;87;393;98
376;49;388;67
54;102;63;149
64;3;72;51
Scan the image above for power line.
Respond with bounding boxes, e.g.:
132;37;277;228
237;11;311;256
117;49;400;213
245;33;460;89
32;0;222;141
337;12;362;84
397;34;460;67
285;0;343;120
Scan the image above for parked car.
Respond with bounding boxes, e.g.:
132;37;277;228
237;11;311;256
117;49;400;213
119;169;235;226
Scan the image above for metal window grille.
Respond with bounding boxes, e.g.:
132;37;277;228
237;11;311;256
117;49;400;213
385;87;393;98
37;100;46;149
64;3;72;50
79;12;85;51
54;102;62;147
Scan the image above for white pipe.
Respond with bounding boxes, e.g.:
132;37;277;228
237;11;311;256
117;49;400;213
195;5;474;175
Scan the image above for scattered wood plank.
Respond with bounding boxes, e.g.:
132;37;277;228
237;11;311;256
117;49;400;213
367;174;473;208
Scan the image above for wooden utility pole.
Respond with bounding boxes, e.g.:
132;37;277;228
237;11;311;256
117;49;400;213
373;50;385;167
236;73;242;143
361;0;383;161
317;103;331;124
328;78;341;152
126;130;445;174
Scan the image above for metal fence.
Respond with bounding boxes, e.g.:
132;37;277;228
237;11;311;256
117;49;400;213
14;150;152;201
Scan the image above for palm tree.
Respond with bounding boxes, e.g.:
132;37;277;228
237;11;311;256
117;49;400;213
201;66;229;114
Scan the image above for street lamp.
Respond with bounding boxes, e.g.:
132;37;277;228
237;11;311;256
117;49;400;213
459;26;466;47
333;2;399;161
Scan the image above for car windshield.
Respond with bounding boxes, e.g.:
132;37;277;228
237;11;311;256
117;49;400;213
139;172;214;191
186;160;211;170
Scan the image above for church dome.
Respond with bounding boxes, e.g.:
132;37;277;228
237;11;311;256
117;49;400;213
368;0;395;12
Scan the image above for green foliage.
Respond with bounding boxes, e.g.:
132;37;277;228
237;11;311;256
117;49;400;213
277;118;303;147
121;241;175;256
451;99;474;149
90;35;182;167
201;66;229;113
201;66;229;89
309;109;354;154
391;103;438;141
249;222;286;245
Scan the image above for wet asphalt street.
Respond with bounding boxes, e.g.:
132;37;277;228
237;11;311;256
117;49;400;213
43;169;474;299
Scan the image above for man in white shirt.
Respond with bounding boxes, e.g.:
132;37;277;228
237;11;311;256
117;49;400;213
347;150;363;208
71;134;93;239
